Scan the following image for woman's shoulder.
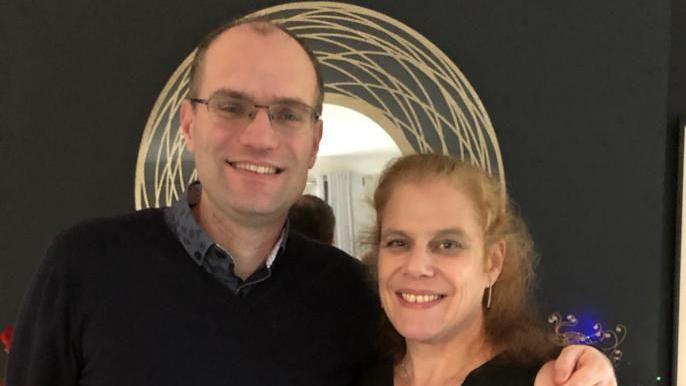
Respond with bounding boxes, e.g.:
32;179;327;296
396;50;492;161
464;356;541;386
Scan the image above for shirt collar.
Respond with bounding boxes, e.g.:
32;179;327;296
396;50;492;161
165;181;288;267
267;220;288;268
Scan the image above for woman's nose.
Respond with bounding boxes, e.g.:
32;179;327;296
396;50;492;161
403;248;435;278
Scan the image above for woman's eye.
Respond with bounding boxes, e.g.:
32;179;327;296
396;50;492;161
436;240;462;250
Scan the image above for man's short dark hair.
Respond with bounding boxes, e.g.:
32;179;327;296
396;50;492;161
288;194;335;244
187;15;324;113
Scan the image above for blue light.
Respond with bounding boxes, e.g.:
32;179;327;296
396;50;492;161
569;311;603;338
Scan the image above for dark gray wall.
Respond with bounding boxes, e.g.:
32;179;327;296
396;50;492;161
1;0;681;384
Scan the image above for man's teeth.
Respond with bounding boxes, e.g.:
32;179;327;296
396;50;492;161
400;293;442;304
232;162;278;175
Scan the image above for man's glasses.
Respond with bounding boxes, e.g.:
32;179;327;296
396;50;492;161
188;94;320;133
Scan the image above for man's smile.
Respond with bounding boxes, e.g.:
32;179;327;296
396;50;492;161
226;161;284;175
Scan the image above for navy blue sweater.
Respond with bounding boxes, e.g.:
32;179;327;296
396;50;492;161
8;209;379;386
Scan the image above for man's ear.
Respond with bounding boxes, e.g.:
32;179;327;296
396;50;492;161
308;119;323;169
180;99;196;153
486;239;505;282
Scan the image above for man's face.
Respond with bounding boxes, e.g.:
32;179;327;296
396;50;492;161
181;24;322;225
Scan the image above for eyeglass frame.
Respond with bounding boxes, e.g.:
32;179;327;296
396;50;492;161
187;93;321;132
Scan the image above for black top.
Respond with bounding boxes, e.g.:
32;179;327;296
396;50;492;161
355;356;540;386
8;209;379;386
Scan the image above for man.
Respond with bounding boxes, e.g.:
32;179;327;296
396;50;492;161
288;194;336;244
8;17;616;386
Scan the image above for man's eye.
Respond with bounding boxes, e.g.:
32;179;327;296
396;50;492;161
383;239;408;249
216;103;245;114
209;97;248;116
272;106;304;122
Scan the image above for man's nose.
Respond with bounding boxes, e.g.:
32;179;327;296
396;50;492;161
238;108;279;150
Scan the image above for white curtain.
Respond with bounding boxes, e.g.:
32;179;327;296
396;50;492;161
352;175;378;258
304;175;327;200
326;171;356;256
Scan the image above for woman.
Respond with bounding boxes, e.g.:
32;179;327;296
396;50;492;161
359;153;568;385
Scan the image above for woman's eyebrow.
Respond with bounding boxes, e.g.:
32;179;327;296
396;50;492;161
434;228;468;239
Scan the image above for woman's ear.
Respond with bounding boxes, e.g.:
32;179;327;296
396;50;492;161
486;239;505;282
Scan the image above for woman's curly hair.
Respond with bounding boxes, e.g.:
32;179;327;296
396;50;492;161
363;153;560;365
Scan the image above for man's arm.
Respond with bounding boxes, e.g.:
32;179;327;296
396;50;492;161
535;345;617;386
7;235;80;385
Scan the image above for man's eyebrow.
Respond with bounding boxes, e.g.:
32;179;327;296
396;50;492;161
209;89;251;100
380;228;408;238
210;89;311;107
270;97;311;107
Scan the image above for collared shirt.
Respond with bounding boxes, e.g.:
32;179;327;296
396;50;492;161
164;181;287;295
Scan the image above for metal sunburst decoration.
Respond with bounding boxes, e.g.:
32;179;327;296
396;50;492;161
548;312;627;365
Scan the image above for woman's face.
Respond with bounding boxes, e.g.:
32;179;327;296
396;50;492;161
377;179;502;344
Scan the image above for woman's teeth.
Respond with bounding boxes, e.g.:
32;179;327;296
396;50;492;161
399;292;443;304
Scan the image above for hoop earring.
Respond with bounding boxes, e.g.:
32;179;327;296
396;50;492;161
486;280;493;309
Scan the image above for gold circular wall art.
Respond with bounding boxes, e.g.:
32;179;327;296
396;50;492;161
134;1;503;210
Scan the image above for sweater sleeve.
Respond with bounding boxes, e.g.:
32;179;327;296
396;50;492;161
7;233;80;385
